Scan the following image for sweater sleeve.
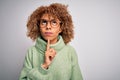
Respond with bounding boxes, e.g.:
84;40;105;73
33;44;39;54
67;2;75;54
70;47;83;80
19;47;49;80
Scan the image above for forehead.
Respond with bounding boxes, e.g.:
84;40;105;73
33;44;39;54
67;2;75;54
41;14;58;20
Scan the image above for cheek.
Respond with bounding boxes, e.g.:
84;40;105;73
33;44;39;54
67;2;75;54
54;28;61;35
39;29;45;37
40;28;45;33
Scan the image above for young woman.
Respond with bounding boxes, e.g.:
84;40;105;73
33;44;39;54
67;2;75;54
19;3;83;80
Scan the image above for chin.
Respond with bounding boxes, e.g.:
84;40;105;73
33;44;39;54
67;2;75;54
42;36;52;40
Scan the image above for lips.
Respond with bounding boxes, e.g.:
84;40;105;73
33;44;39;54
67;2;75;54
45;32;53;36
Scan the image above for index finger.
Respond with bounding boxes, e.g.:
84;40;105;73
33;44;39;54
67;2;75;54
46;39;50;50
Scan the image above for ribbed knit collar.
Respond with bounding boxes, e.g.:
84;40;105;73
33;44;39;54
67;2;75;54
35;36;65;54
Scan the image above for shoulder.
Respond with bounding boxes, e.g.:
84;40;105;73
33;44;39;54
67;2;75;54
65;44;76;53
25;46;36;58
27;45;36;52
66;44;79;59
28;45;35;50
66;44;79;65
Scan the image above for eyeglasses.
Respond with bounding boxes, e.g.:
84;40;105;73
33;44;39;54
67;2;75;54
40;19;61;28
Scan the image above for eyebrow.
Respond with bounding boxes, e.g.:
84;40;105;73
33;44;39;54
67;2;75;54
40;19;57;21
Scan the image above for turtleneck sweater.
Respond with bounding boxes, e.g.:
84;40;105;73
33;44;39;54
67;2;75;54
19;36;83;80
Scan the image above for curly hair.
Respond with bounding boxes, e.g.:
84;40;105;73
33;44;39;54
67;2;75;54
27;3;74;44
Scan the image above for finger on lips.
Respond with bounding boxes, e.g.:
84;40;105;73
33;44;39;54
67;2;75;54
46;39;56;60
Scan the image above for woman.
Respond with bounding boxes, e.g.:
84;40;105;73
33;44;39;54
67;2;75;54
19;3;83;80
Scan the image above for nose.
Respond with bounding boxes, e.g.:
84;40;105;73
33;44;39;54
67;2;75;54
46;22;51;29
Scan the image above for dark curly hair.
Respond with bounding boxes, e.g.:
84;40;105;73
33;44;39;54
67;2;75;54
27;3;74;44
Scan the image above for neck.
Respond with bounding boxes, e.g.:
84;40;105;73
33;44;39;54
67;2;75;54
50;38;58;44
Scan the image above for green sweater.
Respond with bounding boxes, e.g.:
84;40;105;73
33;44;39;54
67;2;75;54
19;36;83;80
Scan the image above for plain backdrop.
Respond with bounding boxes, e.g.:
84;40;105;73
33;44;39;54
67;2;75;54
0;0;120;80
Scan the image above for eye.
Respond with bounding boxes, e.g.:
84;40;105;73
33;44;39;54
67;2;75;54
51;20;57;26
41;20;47;25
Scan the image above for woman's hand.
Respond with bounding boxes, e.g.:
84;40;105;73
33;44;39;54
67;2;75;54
42;39;56;69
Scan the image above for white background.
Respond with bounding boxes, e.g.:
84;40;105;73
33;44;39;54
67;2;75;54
0;0;120;80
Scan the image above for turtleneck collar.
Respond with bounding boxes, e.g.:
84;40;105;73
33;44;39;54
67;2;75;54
35;36;65;54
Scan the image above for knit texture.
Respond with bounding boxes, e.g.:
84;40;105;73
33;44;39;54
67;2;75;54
19;36;83;80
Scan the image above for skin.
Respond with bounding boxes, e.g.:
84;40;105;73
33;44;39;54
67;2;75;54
40;14;62;44
40;14;62;69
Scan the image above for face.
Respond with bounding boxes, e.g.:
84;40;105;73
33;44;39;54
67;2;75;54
39;14;62;44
